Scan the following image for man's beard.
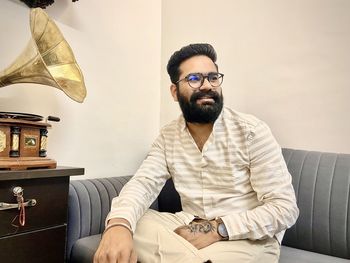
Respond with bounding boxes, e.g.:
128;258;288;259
177;89;224;123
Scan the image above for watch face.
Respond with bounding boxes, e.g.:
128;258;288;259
218;223;228;238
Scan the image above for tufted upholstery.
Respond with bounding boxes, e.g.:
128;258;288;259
281;149;350;259
66;176;163;261
67;177;131;259
66;148;350;262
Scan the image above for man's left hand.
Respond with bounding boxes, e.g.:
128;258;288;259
174;219;222;249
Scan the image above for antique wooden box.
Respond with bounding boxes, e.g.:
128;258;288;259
0;112;56;170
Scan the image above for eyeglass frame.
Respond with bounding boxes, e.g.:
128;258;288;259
175;72;224;89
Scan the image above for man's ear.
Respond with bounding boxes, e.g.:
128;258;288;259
170;84;178;102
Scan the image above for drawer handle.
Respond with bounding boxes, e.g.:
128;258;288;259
0;199;37;211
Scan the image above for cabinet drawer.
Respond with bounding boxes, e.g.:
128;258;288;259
0;224;66;263
0;176;69;237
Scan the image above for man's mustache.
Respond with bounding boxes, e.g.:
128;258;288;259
190;91;221;103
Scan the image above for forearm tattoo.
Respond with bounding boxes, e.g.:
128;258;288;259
186;220;216;234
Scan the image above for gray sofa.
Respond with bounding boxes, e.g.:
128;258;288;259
66;148;350;262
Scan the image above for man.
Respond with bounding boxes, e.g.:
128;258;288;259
94;43;299;263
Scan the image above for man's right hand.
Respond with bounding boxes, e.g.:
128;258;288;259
93;218;137;263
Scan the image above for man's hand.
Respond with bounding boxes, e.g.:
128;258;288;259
174;219;222;249
94;218;137;263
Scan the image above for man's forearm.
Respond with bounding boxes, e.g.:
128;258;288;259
221;199;299;241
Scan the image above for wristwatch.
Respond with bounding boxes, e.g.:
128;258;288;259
216;218;229;240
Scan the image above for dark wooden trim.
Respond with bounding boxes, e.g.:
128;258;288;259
0;166;84;181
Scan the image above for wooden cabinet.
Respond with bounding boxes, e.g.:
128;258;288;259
0;167;84;263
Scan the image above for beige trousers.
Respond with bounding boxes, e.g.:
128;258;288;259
133;210;280;263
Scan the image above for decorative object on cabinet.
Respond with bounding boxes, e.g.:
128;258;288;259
0;8;87;103
0;112;61;170
0;8;87;170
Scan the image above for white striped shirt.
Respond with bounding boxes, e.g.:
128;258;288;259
107;107;299;243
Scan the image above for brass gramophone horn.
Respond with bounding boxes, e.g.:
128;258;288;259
0;8;87;103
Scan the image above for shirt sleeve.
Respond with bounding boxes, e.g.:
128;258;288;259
221;121;299;242
105;134;170;231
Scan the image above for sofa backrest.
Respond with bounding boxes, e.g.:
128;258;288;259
67;176;131;260
281;148;350;259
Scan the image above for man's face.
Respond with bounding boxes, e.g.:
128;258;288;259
172;55;223;123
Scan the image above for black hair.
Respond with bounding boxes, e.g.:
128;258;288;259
166;43;218;84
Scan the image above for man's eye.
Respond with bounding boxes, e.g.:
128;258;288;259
209;74;219;81
187;74;201;82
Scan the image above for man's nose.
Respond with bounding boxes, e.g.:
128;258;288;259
199;77;212;91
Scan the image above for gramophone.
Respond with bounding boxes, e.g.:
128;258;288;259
0;8;87;170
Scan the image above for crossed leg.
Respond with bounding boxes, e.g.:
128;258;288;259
133;210;280;263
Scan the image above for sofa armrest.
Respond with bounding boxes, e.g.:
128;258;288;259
66;176;133;261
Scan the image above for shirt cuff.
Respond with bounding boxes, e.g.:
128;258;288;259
105;197;137;232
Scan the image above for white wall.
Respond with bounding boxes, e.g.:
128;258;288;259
1;0;349;179
0;0;161;178
161;0;350;154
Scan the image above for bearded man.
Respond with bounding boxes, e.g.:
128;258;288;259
94;43;299;263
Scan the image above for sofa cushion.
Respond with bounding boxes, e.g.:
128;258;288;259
280;246;350;263
70;235;350;263
70;234;101;263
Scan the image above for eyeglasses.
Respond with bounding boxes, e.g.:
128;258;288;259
176;72;224;89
